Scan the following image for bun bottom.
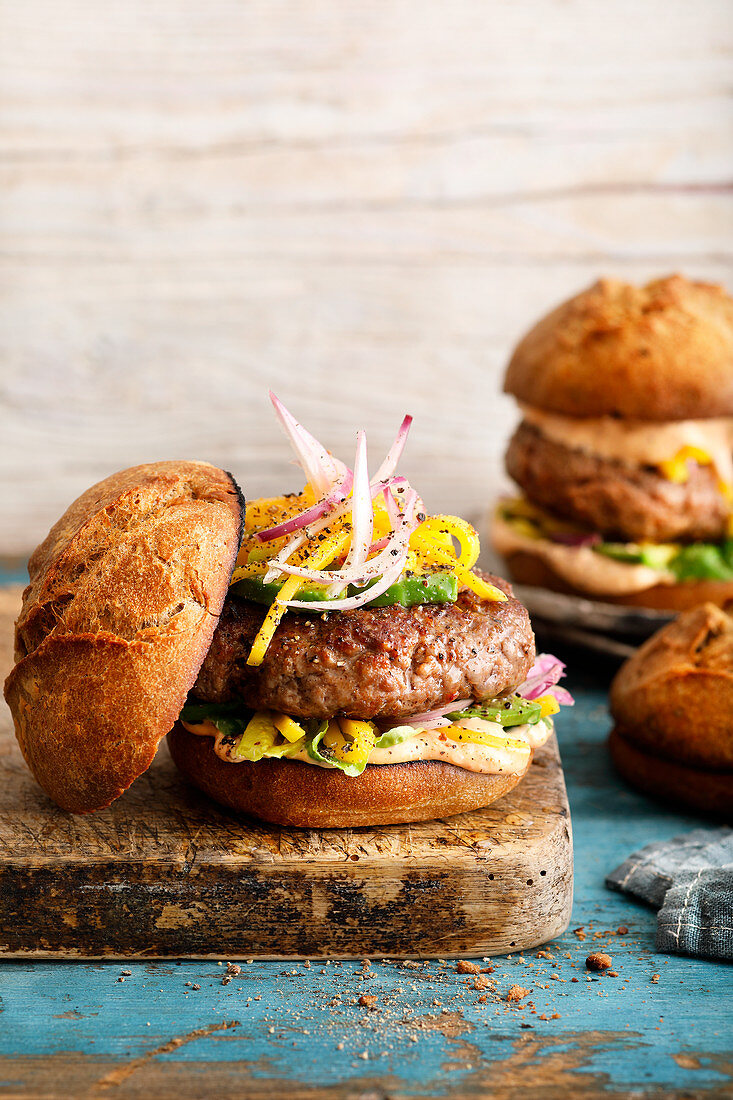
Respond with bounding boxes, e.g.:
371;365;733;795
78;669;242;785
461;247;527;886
503;550;733;611
610;727;732;819
167;722;528;828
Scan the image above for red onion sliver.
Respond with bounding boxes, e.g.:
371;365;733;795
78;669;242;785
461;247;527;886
284;492;420;610
273;488;420;588
255;470;354;542
371;415;413;484
270;391;348;495
517;653;575;706
263;499;354;583
341;431;373;572
401;699;473;727
548;531;601;548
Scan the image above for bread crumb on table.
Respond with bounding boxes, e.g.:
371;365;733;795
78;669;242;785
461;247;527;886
586;952;613;972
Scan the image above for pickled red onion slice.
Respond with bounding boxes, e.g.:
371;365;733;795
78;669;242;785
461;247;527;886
270;391;348;495
255;470;354;542
517;654;574;706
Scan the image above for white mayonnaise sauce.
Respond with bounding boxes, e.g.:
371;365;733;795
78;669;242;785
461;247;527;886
181;716;554;776
491;514;674;596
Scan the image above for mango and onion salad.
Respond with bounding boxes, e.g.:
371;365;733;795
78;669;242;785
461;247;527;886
183;395;573;776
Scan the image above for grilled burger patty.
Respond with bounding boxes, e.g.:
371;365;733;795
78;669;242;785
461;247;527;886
506;421;730;543
193;572;534;719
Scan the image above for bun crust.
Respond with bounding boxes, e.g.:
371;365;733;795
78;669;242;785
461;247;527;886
4;461;244;813
610;727;732;818
610;603;733;771
505;275;733;420
167;722;528;827
501;548;733;612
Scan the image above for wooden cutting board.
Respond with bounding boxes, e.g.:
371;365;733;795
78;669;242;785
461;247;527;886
0;587;572;958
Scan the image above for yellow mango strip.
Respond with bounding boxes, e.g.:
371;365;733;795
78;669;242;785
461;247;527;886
246;526;351;666
234;711;279;761
338;718;378;746
230;561;269;583
413;515;481;568
411;531;506;602
445;724;531;754
246;542;285;565
246;575;304;667
403;548;423;575
323;720;350;757
659;446;712;484
234;494;308;570
454;564;506;602
325;718;377;766
533;694;560;719
272;713;307;743
245;486;316;529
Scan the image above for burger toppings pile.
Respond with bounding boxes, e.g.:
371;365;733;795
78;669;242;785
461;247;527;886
181;395;572;778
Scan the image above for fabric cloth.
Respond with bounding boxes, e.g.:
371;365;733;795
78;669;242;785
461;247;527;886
606;828;733;961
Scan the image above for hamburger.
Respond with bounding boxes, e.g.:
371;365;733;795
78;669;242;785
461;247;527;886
4;395;572;827
609;602;733;817
492;275;733;610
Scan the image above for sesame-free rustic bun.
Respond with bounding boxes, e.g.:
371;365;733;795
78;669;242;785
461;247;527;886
4;461;243;813
609;603;733;816
503;547;733;612
504;275;733;421
167;721;529;827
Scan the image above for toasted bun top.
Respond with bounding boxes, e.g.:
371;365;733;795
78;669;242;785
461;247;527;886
504;275;733;420
609;602;733;770
4;461;244;812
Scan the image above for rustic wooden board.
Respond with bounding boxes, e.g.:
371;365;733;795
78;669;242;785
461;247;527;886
0;587;572;958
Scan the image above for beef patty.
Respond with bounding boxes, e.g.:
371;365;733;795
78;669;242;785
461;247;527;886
193;572;534;719
507;421;730;543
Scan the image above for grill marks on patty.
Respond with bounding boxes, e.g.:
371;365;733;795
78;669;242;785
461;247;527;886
507;421;731;544
193;572;534;720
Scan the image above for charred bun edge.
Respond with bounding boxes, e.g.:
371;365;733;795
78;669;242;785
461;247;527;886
4;461;244;814
167;721;529;828
610;727;732;819
501;548;733;612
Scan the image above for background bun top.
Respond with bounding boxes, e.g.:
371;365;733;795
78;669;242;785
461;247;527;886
610;602;733;771
4;461;243;813
504;275;733;421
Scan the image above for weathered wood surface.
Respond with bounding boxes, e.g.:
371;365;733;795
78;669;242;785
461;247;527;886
0;644;730;1098
1;0;732;555
0;587;572;958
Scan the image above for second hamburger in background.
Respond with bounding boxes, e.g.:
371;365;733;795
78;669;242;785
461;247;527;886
493;275;733;610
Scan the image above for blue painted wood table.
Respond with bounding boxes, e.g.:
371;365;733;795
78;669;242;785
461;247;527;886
0;572;731;1097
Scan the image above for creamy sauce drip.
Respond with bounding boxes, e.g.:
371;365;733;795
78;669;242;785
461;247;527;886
181;716;553;776
492;513;674;596
520;403;733;486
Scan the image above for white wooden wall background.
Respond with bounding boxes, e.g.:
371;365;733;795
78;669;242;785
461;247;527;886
1;0;731;556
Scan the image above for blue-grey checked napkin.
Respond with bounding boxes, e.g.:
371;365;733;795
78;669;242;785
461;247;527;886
606;828;733;961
